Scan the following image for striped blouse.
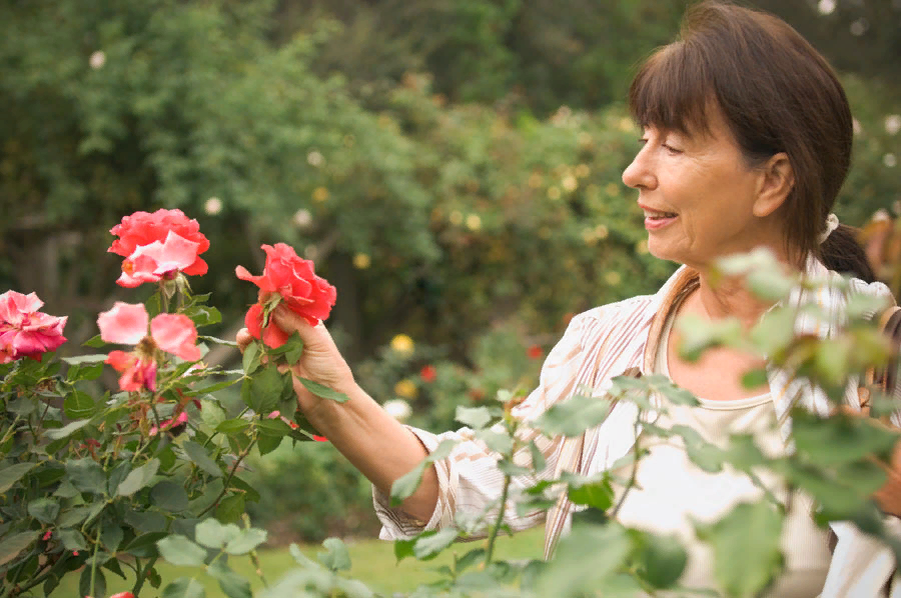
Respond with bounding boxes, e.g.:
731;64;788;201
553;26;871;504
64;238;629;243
373;257;900;596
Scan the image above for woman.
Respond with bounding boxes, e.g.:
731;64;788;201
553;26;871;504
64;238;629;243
238;2;898;595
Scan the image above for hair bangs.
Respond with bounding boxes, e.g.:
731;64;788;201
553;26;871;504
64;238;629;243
628;43;714;138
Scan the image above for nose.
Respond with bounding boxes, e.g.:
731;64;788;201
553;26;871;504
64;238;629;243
622;146;656;190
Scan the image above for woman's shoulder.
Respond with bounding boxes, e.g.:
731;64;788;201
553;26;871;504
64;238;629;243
567;293;659;336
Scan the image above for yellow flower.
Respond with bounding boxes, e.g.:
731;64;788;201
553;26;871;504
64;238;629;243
312;187;330;202
562;175;578;193
465;214;482;231
390;334;415;355
353;253;371;269
394;379;418;399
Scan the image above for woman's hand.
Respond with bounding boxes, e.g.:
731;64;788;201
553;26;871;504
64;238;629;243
235;296;355;416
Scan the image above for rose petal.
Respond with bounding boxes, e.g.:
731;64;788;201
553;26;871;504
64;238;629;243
98;303;149;345
245;303;263;340
262;321;290;349
235;266;277;292
150;314;201;361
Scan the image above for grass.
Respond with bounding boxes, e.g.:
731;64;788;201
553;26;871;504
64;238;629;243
46;527;545;597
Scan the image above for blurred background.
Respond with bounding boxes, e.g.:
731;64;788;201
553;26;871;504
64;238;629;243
2;0;899;544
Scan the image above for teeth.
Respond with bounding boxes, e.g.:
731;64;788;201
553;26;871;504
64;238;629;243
645;210;676;218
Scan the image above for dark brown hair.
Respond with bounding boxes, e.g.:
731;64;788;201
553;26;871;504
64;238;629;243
628;0;874;281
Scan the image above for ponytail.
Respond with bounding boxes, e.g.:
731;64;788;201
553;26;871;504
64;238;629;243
819;224;876;283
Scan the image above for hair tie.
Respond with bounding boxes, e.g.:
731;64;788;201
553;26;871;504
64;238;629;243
818;213;840;244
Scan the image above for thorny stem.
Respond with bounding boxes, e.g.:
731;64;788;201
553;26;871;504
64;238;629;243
0;415;22;448
198;436;257;517
132;555;159;596
243;513;269;588
89;529;101;598
15;552;70;596
484;414;520;567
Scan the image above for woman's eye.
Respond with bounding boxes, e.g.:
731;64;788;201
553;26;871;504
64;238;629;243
662;142;683;154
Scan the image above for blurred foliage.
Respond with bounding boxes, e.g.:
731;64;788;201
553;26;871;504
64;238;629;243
1;0;899;543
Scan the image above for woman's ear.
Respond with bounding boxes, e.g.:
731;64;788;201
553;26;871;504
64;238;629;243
753;152;794;217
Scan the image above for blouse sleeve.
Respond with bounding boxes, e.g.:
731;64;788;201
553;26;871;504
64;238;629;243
373;312;597;540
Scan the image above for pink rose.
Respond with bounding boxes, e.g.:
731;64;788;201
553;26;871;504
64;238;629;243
236;243;336;348
116;231;204;288
97;302;201;392
109;209;210;276
0;291;67;362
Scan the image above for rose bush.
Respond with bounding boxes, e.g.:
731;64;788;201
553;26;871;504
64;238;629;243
0;211;344;598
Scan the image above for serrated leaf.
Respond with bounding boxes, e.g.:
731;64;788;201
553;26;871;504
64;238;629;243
62;354;109;365
63;390;97;419
58;529;86;551
216;494;245;524
242;342;261;375
0;531;38;566
318;537;352;570
533;394;612;437
207;560;252;598
535;523;630;596
66;458;107;495
299;377;349;402
224;528;267;555
158;535;208;567
45;419;91;440
455;406;492;429
122;532;167;557
413;528;458;560
394;538;416;563
150;481;190;512
162;577;207;598
703;501;783;598
117;459;160;496
195;519;241;550
182;441;222;477
27;498;59;524
0;462;37;493
242;366;284;414
567;481;613;511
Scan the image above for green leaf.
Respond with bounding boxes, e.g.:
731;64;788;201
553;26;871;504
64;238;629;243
122;532;167;558
79;564;106;598
216;418;251;435
66;458;107;495
455;547;486;573
242;342;261;375
389;440;456;506
216;494;245;524
101;520;124;552
151;481;190;512
242;366;284;414
184;305;222;328
256;433;282;456
567;481;614;511
224;527;267;555
700;501;783;598
476;429;513;454
66;362;105;382
535;523;631;597
0;531;38;567
27;498;60;524
58;529;87;552
0;462;38;493
413;528;458;560
182;441;223;477
533;394;612;437
45;419;91;440
318;537;352;570
82;334;107;348
792;410;900;466
298;377;349;402
195;519;241;550
455;406;493;429
189;377;242;396
670;425;724;473
207;560;253;598
268;331;304;363
633;532;687;589
117;458;160;496
162;577;207;598
124;509;168;534
62;354;109;365
528;440;547;473
157;535;208;567
394;538;416;563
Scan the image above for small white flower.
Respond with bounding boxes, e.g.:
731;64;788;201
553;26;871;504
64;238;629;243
884;153;897;168
817;0;836;15
383;399;412;422
89;51;106;70
292;208;313;229
307;151;324;167
204;197;222;215
885;115;901;136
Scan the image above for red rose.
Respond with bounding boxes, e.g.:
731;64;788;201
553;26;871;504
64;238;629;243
527;344;543;360
420;364;437;383
236;244;336;347
109;209;210;276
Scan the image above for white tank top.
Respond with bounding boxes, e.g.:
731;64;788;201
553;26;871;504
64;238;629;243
610;306;832;597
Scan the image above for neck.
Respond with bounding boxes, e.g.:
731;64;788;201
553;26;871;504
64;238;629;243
691;270;775;329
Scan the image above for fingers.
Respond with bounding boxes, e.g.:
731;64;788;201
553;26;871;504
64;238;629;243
236;328;253;353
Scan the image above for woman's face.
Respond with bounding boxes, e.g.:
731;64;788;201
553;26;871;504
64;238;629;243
621;107;786;270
